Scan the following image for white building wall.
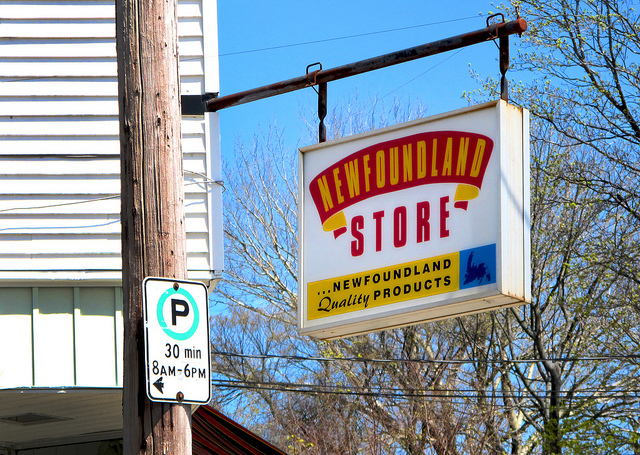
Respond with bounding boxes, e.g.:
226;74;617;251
0;0;222;285
0;286;123;389
0;0;222;397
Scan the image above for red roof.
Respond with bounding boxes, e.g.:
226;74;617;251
192;406;287;455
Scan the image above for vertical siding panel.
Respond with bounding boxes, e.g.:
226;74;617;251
32;288;75;386
205;112;224;276
114;286;124;387
202;0;219;94
74;287;117;386
0;288;34;388
73;287;80;386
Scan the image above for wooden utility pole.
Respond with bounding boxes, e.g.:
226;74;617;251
115;0;191;450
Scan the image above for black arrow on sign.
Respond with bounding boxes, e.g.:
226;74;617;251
153;377;165;394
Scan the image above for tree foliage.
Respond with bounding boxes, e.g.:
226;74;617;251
474;0;640;452
210;1;640;453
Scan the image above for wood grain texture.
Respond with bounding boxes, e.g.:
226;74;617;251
116;0;191;449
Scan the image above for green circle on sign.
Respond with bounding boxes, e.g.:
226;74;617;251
157;287;200;341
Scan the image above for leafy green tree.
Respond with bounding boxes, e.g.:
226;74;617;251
210;1;640;453
467;0;640;453
210;98;520;454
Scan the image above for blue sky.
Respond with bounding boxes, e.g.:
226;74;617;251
215;1;519;154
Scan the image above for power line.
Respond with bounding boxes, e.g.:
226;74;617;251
211;378;640;402
0;15;481;85
215;378;640;397
219;16;481;57
378;49;464;100
212;350;640;366
0;170;219;215
0;194;120;214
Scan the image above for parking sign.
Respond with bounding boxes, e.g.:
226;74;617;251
143;277;211;404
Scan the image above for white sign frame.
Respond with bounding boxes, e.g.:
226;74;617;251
298;100;530;340
143;277;211;404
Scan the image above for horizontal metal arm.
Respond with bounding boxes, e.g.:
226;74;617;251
206;18;527;112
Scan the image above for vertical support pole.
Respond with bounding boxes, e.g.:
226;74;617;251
500;34;509;101
116;0;191;450
318;82;327;143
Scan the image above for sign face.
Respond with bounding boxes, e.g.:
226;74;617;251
299;101;531;339
143;277;211;404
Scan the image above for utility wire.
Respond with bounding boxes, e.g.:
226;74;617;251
219;16;481;57
211;379;640;402
0;170;219;215
0;15;481;84
0;194;120;214
378;49;464;100
212;350;640;366
214;378;640;397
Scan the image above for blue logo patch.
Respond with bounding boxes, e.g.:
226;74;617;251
459;244;496;289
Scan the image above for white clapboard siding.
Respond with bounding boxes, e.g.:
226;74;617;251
179;18;204;37
1;58;203;78
0;196;121;215
0;0;222;291
180;57;205;77
0;77;203;96
0;212;209;234
0;17;201;39
0;157;120;175
179;37;204;57
0;135;205;156
0;78;118;97
1;61;118;78
0;97;119;116
181;76;204;94
0;39;117;58
0;193;207;214
1;251;213;271
0;234;210;255
1;0;201;20
0;2;115;20
1;137;120;155
0;116;206;137
0;20;116;39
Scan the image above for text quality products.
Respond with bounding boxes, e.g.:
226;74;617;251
307;244;496;320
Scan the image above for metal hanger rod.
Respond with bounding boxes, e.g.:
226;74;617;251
205;18;527;112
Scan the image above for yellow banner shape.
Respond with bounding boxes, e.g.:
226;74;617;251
307;252;459;320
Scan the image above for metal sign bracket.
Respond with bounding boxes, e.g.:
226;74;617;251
206;15;527;143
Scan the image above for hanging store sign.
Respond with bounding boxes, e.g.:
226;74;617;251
298;100;530;339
